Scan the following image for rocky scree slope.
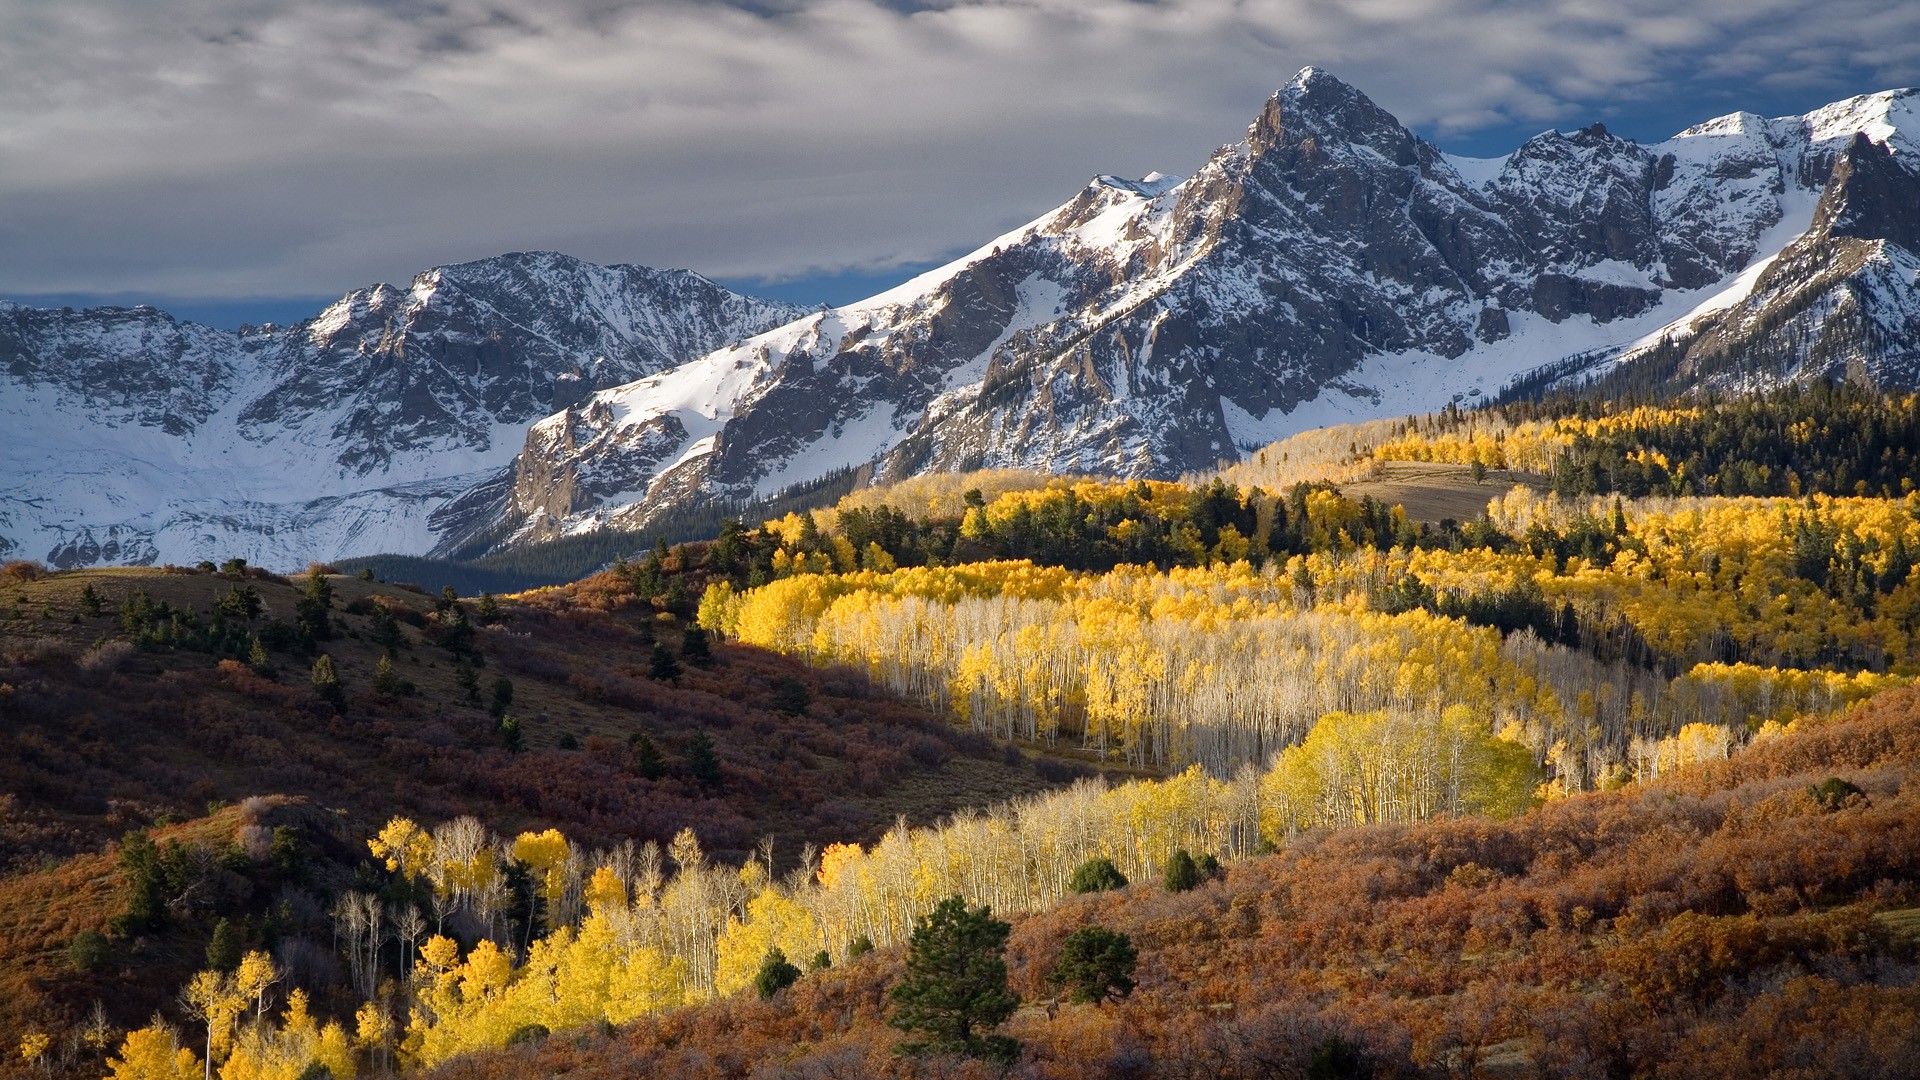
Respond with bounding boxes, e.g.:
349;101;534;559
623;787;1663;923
473;70;1920;552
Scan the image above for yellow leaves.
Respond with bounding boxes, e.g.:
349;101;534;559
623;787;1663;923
585;865;626;913
512;829;572;914
19;1032;49;1064
696;581;735;634
352;1003;389;1051
1262;706;1540;840
107;1025;201;1080
418;935;460;973
817;842;861;891
713;888;820;998
368;817;431;878
603;947;686;1025
457;940;513;1003
314;1024;354;1080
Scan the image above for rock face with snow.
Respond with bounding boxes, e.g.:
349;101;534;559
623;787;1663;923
9;73;1919;568
468;72;1920;551
0;253;804;566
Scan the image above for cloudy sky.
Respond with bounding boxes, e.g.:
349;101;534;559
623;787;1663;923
4;0;1918;323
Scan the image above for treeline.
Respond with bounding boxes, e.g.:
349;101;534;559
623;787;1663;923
1375;382;1920;499
701;554;1908;785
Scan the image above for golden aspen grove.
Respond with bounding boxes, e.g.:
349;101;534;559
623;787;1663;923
5;384;1920;1080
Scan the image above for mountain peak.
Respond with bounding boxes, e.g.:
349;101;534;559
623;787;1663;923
1249;65;1414;164
1814;131;1920;248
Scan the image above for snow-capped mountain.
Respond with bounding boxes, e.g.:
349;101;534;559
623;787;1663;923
0;252;805;567
463;70;1920;552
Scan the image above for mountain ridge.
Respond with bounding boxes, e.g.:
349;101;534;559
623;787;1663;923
0;252;806;567
5;72;1919;568
460;70;1920;556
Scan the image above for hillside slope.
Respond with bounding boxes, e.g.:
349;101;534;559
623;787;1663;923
424;687;1920;1080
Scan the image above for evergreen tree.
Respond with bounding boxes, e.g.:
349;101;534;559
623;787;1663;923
1164;849;1200;893
246;637;274;677
681;624;712;664
80;583;104;618
769;677;810;716
1067;857;1128;894
808;950;832;972
1049;925;1137;1004
685;731;722;791
499;714;524;754
848;934;874;959
474;592;502;625
455;658;481;704
310;654;345;713
205;917;242;972
372;655;410;698
368;601;404;657
490;675;514;717
219;558;248;575
889;895;1019;1062
295;569;334;641
218;584;264;622
628;731;666;780
648;642;683;682
121;590;155;634
753;948;801;1000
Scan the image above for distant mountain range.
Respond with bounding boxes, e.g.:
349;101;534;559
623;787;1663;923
5;69;1917;569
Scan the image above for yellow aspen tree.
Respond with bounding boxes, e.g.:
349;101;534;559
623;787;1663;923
107;1024;201;1080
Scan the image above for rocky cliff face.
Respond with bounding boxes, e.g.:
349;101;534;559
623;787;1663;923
470;72;1920;552
0;253;803;566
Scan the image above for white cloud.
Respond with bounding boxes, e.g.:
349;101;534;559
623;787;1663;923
0;0;1914;298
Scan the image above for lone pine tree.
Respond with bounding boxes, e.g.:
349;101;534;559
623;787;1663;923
889;895;1019;1063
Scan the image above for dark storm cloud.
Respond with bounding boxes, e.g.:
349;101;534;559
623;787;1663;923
1;0;1916;299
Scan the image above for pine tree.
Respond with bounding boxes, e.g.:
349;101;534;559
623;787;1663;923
455;658;481;704
499;714;524;754
685;731;722;791
889;895;1019;1062
310;655;345;713
490;675;514;716
1049;925;1136;1004
247;637;274;677
205;917;243;972
1164;849;1200;893
1067;857;1128;894
295;571;333;641
629;731;666;780
368;601;404;657
753;948;801;1000
372;655;410;698
475;592;501;625
770;677;810;716
80;583;104;618
849;934;874;959
648;642;683;682
681;625;712;664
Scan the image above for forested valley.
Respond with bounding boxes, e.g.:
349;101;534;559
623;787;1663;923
1;384;1917;1080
